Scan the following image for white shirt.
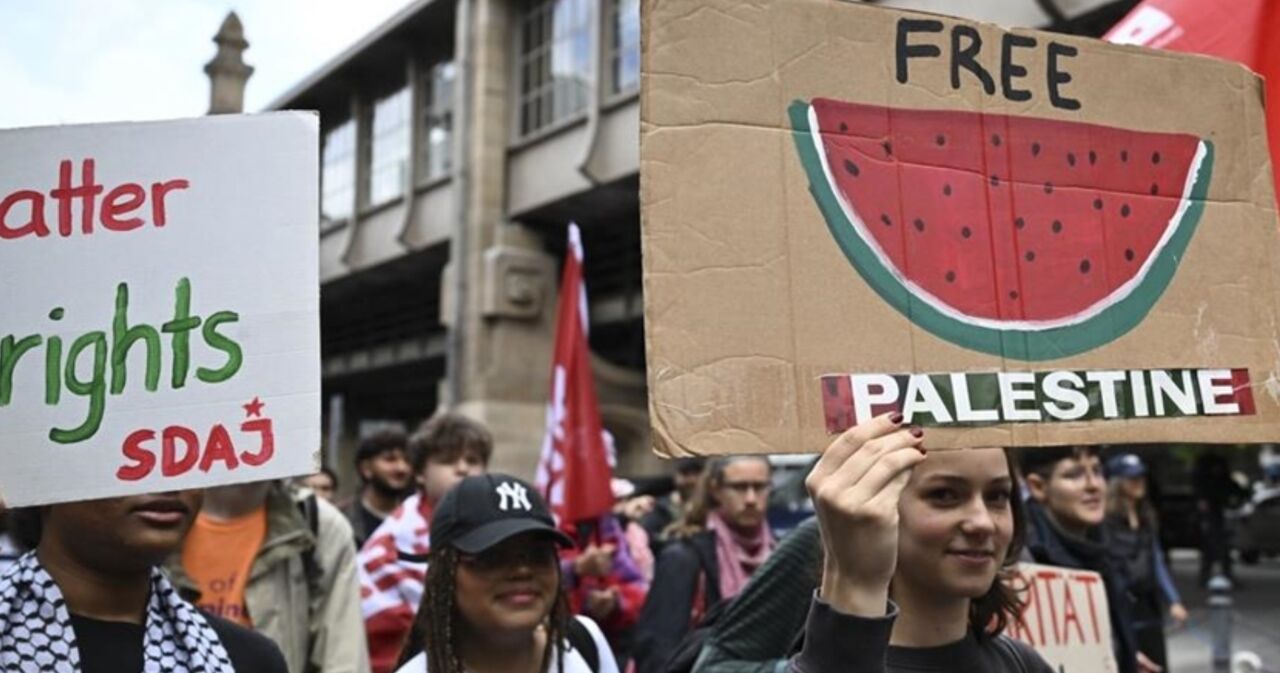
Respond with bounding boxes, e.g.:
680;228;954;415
393;615;619;673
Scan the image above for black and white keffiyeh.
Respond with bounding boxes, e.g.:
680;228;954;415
0;552;235;673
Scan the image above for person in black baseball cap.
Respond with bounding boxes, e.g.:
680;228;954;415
393;474;619;673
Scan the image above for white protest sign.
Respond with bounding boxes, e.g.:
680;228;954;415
1009;563;1119;673
0;113;321;506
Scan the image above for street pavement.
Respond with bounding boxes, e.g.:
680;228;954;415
1167;549;1280;673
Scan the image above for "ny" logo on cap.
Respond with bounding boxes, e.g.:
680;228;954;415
496;481;532;512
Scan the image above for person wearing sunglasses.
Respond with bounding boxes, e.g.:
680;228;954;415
393;474;619;673
632;456;775;673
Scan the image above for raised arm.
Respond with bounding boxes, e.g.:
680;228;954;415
787;413;926;673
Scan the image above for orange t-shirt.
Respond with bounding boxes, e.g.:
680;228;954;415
181;507;267;627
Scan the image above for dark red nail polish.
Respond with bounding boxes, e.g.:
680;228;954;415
909;427;924;438
890;412;904;425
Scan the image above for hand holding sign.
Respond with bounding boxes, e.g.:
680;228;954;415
805;413;926;617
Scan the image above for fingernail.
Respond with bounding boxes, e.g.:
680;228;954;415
918;447;928;455
890;412;904;425
909;427;924;438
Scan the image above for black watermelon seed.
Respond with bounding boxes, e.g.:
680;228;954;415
839;122;848;133
946;271;957;283
1121;150;1129;162
1032;142;1041;157
1025;251;1036;262
1052;220;1063;233
961;226;972;239
843;159;860;177
1044;182;1054;194
1067;152;1076;167
1009;290;1020;300
881;214;893;227
1125;248;1135;261
1152;151;1162;164
1015;217;1026;229
1093;198;1104;210
936;134;946;146
992;134;1002;146
991;175;1000;187
1150;183;1159;195
1089;150;1097;165
1121;204;1131;218
943;184;952;196
1080;259;1092;274
883;140;893;156
913;218;925;232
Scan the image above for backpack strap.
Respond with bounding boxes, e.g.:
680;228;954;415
295;495;324;598
690;567;709;626
690;533;722;607
298;493;320;537
566;617;600;673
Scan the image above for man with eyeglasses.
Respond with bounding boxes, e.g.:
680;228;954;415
631;456;777;673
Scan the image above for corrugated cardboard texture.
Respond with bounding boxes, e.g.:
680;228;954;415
640;0;1280;455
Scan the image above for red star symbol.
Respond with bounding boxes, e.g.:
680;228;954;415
243;397;266;418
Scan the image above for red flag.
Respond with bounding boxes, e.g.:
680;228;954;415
1106;0;1280;203
535;222;614;529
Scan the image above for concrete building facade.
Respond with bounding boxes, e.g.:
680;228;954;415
211;0;1139;488
255;0;647;486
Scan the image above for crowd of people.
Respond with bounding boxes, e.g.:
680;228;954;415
0;410;1264;673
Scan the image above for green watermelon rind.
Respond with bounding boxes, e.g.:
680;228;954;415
788;100;1215;362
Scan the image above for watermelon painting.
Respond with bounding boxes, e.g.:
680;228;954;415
789;98;1214;361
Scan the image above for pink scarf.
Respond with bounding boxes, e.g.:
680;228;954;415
707;510;775;600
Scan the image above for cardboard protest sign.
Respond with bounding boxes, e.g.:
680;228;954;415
640;0;1280;455
0;114;320;506
1009;563;1119;673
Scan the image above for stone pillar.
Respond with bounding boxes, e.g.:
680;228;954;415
205;12;254;115
447;0;558;478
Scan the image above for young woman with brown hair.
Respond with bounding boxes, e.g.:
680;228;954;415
788;414;1052;673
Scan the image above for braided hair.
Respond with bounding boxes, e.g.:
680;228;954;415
395;546;575;673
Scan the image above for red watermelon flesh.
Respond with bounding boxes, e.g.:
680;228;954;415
810;98;1205;325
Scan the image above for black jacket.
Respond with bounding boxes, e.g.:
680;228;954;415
788;599;1053;673
1024;500;1140;673
632;530;721;673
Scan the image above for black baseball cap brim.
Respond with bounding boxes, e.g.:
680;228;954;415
451;517;574;554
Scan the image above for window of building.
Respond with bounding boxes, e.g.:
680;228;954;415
518;0;592;138
609;0;639;95
367;87;411;207
321;118;355;224
420;61;456;181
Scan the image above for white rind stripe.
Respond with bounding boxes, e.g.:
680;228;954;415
809;104;1208;332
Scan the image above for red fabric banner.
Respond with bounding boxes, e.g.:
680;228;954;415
535;223;615;529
